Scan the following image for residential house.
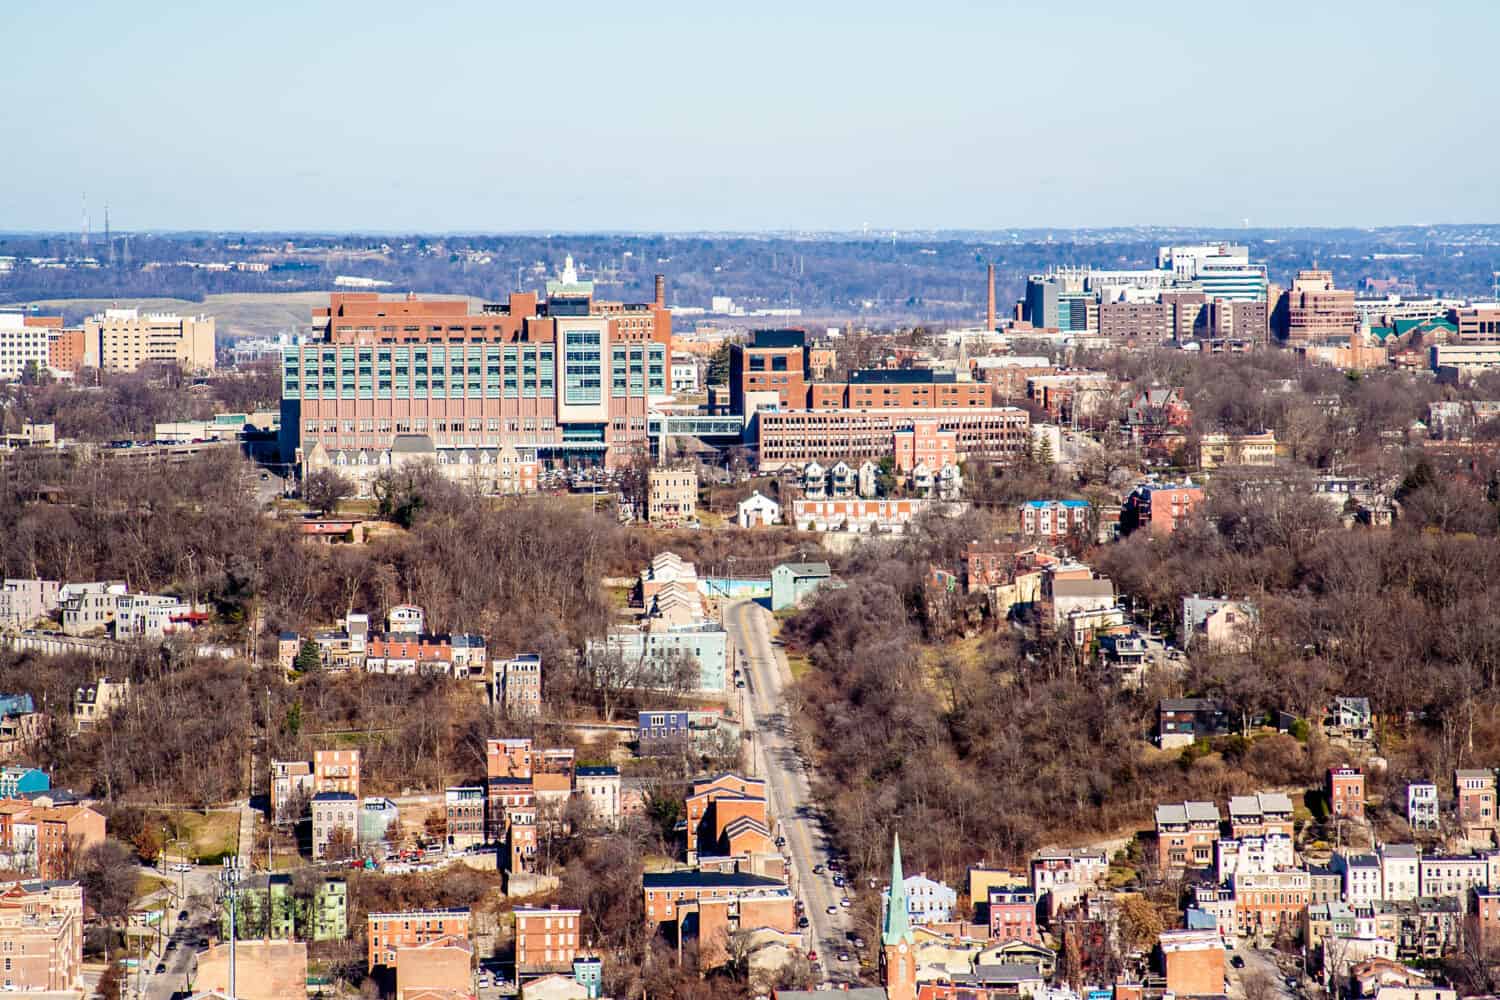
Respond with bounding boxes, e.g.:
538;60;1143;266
0;694;46;760
574;766;621;828
1029;848;1107;915
637;709;740;757
986;888;1041;944
271;761;314;825
1228;792;1295;840
1329;766;1367;822
1326;697;1375;744
882;873;958;925
314;749;362;799
1181;595;1257;652
0;800;106;879
515;906;582;976
770;562;833;612
1198;430;1277;469
1407;782;1439;833
1157;698;1231;749
71;676;130;732
1216;835;1295;880
0;579;60;629
1334;853;1384;906
1456;769;1496;839
1419;854;1490;900
1381;845;1421;902
737;491;780;528
315;878;348;941
1154;801;1221;873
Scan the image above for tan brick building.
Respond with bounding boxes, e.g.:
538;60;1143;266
396;934;472;1000
0;880;82;993
197;939;307;1000
647;466;698;526
82;309;216;372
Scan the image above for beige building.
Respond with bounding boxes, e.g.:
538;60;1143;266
395;934;472;1000
82;308;216;372
1199;430;1277;469
0;880;83;994
647;466;698;526
197;940;307;1000
1283;270;1357;344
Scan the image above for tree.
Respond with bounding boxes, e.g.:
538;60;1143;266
303;470;353;515
97;960;125;1000
295;640;323;674
77;840;137;925
323;825;355;861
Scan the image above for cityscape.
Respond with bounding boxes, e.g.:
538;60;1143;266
3;3;1500;1000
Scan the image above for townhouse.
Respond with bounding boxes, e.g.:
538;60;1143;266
1154;801;1221;873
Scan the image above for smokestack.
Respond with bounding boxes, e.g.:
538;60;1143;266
654;274;665;308
985;264;996;331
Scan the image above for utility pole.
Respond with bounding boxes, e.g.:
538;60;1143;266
219;858;243;998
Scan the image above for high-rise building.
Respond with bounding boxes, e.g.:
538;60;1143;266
282;274;670;475
82;309;216;372
0;313;52;382
1282;269;1357;343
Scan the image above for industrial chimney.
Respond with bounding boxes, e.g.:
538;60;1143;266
985;264;996;331
654;274;665;308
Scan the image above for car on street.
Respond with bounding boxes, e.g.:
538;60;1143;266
155;963;167;974
813;864;825;874
826;905;838;914
853;937;866;949
1230;956;1245;969
807;950;818;963
838;951;851;962
798;916;810;928
840;897;851;908
178;910;188;921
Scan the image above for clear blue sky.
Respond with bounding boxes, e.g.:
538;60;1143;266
3;0;1496;232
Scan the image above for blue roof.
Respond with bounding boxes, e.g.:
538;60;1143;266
1021;499;1090;509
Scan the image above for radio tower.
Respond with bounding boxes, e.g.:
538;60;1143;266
105;204;114;267
81;194;89;252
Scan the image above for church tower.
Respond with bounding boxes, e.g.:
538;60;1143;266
881;832;917;1000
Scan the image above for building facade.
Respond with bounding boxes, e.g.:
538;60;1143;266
82;309;216;372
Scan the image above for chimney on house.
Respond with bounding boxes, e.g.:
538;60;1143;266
654;274;665;308
985;264;996;331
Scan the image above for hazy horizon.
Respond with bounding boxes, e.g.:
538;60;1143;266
5;0;1498;233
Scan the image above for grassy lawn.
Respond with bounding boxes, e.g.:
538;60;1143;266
135;873;170;900
149;809;240;864
604;585;635;611
786;651;813;680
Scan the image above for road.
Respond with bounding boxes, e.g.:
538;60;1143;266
726;599;861;984
1226;943;1299;1000
132;863;221;1000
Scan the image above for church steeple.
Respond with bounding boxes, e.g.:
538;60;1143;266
881;832;917;1000
882;832;913;946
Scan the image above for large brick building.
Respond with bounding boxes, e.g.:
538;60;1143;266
514;905;580;976
0;880;83;994
367;909;471;971
283;271;671;478
756;407;1028;472
729;329;810;414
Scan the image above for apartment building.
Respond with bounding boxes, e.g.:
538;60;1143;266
314;749;361;799
0;880;83;994
82;308;216;372
47;328;85;374
647;466;698;525
574;766;621;828
1018;499;1090;541
367;909;471;970
641;870;792;926
1122;482;1206;536
987;888;1041;944
1420;855;1492;900
1382;845;1421;902
1335;853;1384;905
1155;801;1221;872
283;282;670;476
686;774;768;863
271;761;314;824
809;368;993;410
1234;869;1310;940
443;787;485;851
1160;928;1224;997
497;653;543;717
515;905;581;975
892;420;957;474
0;579;59;629
312;792;358;860
1098;301;1173;343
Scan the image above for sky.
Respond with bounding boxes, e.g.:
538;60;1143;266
2;0;1497;232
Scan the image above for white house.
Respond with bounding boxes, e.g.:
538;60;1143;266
882;872;957;925
737;491;780;528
